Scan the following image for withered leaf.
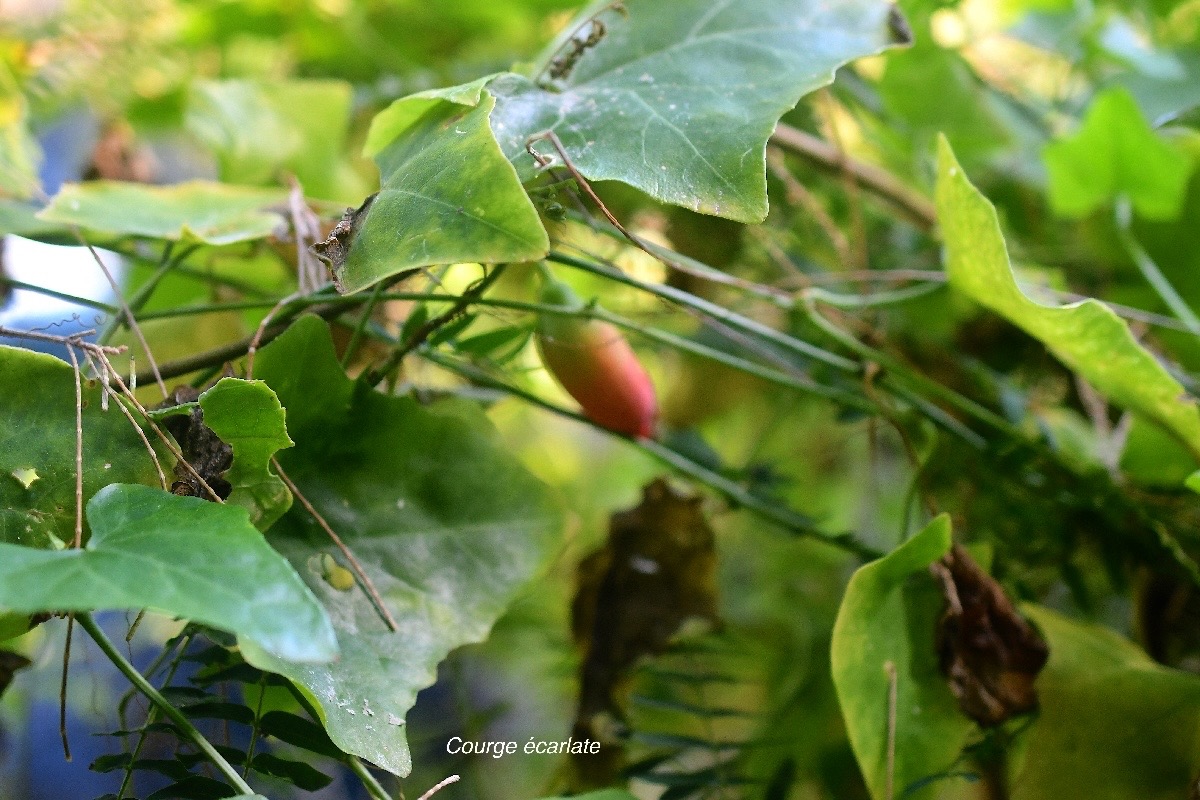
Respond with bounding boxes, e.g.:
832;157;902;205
0;649;31;699
157;386;232;501
310;193;376;285
570;477;719;787
935;544;1048;726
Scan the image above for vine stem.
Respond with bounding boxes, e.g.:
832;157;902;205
76;613;256;796
418;347;882;560
1114;198;1200;337
272;457;399;632
349;757;393;800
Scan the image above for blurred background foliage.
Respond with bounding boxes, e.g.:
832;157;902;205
0;0;1199;798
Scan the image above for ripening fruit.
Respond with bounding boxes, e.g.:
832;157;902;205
536;272;658;439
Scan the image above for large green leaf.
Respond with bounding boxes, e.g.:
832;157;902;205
333;88;548;293
186;79;354;201
198;378;293;530
1043;87;1193;220
831;515;976;799
486;0;906;222
1012;606;1200;800
0;345;164;548
241;316;562;776
937;137;1200;460
38;181;287;245
0;484;337;663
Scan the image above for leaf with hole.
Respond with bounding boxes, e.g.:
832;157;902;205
0;344;166;548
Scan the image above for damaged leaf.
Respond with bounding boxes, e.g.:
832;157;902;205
935;545;1048;726
570;477;719;786
156;386;233;501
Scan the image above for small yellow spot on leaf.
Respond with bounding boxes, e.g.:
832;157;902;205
11;468;38;489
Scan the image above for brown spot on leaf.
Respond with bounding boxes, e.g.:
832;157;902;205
935;545;1048;726
310;193;376;290
570;477;719;787
156;386;232;501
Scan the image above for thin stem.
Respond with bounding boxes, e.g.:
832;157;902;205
365;265;508;387
71;229;168;398
350;757;393;800
60;614;75;761
341;281;386;369
77;613;255;795
771;123;937;231
272;457;399;632
547;250;859;372
420;348;881;559
1114;199;1200;336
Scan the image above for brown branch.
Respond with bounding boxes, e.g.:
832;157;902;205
65;343;84;549
417;775;461;800
272;458;399;633
70;228;169;398
771;123;937;231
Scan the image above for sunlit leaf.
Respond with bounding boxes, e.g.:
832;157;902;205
937;137;1200;461
1012;605;1200;800
240;315;561;775
38;181;287;245
198;378;294;530
331;88;548;293
0;484;337;663
831;515;976;800
1043;87;1193;220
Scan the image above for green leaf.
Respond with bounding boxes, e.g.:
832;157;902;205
0;345;165;548
186;79;354;201
1012;605;1200;800
240;316;562;776
334;89;548;294
1043;87;1193;220
198;378;294;530
831;515;975;800
0;63;41;200
937;137;1200;461
37;181;287;245
0;484;337;663
486;0;906;222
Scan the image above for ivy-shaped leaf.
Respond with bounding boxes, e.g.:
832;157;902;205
38;181;287;245
0;484;337;663
198;378;294;530
240;316;561;776
351;0;906;290
1043;87;1193;220
332;86;548;293
937;137;1200;461
487;0;907;222
0;345;164;548
1011;605;1200;800
831;515;976;799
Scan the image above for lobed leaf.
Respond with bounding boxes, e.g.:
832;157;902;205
0;484;338;663
487;0;907;222
198;378;294;530
937;137;1200;461
240;315;562;776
